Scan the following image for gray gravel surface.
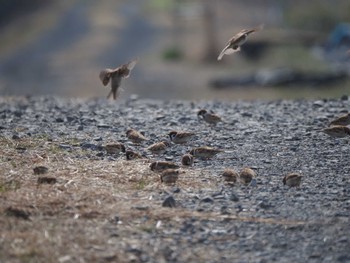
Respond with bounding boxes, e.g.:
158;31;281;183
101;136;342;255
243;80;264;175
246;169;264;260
1;96;350;262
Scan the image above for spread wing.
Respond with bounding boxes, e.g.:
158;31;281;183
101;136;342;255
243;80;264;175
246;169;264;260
99;68;113;86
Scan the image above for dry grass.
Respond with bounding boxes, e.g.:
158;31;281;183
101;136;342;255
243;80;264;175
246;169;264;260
0;135;318;262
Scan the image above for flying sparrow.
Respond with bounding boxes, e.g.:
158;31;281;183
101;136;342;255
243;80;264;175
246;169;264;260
222;168;239;183
168;131;196;144
181;153;194;166
197;109;222;125
217;25;263;60
329;113;350;126
125;150;144;160
189;146;223;159
283;173;302;187
160;169;183;184
99;59;137;100
126;129;148;144
150;161;180;171
239;167;256;185
146;141;171;155
104;142;126;154
323;125;350;138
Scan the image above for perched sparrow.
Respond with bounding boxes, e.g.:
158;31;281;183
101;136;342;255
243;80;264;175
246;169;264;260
104;142;126;154
283;173;302;187
181;154;194;166
160;169;183;184
99;59;137;100
197;109;222;125
150;161;179;171
217;25;263;60
323;125;350;138
329;113;350;126
222;168;239;183
125;150;144;160
168;131;196;144
126;129;148;144
146;141;171;155
239;167;256;185
189;146;223;159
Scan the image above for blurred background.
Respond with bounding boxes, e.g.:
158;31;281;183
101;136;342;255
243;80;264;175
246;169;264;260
0;0;350;101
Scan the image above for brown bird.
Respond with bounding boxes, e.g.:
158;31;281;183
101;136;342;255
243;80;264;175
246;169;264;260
239;167;256;185
323;125;350;138
99;59;137;100
189;146;223;159
104;142;126;154
181;154;194;166
150;161;179;172
125;150;144;160
168;131;196;144
222;169;239;184
160;169;183;184
146;141;171;155
197;109;222;125
217;25;263;61
283;173;303;187
126;129;148;144
329;113;350;126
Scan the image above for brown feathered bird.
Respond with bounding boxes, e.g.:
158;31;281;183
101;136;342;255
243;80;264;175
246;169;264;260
197;109;222;125
329;113;350;126
283;173;303;187
323;125;350;138
126;129;148;144
99;59;137;100
217;25;263;61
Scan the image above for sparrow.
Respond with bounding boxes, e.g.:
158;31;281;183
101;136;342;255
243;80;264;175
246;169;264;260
146;141;171;155
197;109;222;125
239;167;256;185
168;131;196;144
329;113;350;126
150;161;179;171
222;168;239;183
181;153;194;166
217;25;263;60
323;125;350;138
125;150;144;160
126;129;148;144
189;146;223;159
160;169;183;184
99;59;137;100
104;142;126;154
283;173;303;187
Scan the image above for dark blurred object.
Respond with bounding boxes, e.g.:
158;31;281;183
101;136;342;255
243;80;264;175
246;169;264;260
0;0;49;27
240;41;268;60
210;68;348;89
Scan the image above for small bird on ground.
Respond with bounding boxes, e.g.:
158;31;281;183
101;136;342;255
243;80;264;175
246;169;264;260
323;125;350;138
168;131;196;144
217;25;263;61
146;141;171;155
329;113;350;126
126;129;148;144
160;169;183;184
104;142;126;154
125;150;144;160
150;161;179;172
189;146;223;159
197;109;223;125
222;169;239;184
283;173;303;187
181;154;194;166
99;59;137;100
239;167;256;185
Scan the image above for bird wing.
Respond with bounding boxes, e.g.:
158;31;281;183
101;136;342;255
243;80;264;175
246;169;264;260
99;69;113;86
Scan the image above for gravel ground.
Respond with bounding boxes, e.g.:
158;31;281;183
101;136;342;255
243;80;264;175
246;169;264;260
0;96;350;263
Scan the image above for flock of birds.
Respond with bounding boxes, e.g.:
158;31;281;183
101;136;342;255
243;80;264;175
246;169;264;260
98;25;349;188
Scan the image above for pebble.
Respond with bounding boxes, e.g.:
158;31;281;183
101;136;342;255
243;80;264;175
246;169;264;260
162;196;176;208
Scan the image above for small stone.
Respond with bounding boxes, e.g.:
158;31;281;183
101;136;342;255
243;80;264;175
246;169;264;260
96;152;104;157
59;144;71;150
162;196;176;208
201;196;214;203
5;206;30;220
340;95;348;101
33;166;49;175
97;124;111;129
230;193;239;202
77;125;84;131
56;117;64;123
12;134;20;140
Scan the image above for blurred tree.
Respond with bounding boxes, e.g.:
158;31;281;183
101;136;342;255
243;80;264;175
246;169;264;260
202;0;218;62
